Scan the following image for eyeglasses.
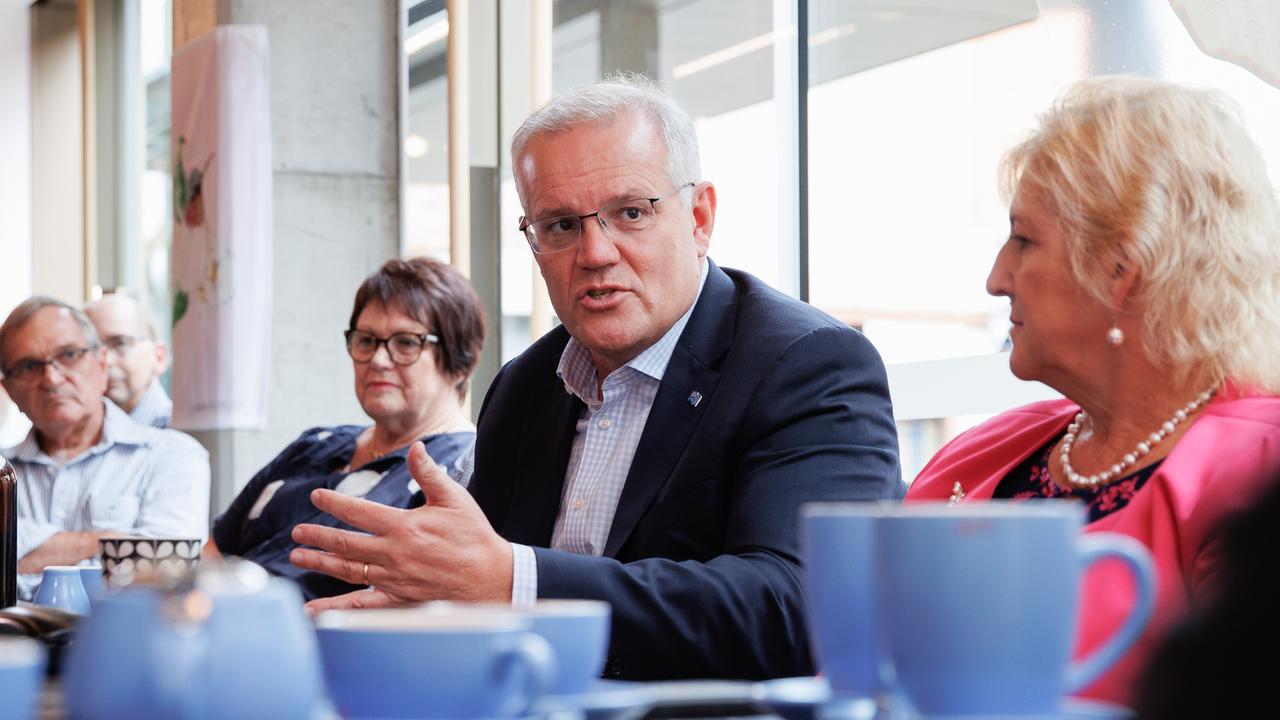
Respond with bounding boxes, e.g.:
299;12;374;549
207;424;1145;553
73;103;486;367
102;334;150;354
344;329;439;365
518;183;695;255
1;346;97;382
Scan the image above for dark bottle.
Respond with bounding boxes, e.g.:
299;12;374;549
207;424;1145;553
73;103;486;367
1;453;16;608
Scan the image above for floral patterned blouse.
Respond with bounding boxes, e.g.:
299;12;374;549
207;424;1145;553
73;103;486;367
993;433;1165;523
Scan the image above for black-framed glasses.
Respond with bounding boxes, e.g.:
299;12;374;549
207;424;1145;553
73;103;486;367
344;329;439;365
518;182;695;255
1;346;97;382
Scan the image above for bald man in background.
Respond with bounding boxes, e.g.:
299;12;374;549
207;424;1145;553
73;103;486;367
84;293;172;428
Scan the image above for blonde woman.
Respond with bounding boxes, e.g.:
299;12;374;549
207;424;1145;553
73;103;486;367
908;77;1280;706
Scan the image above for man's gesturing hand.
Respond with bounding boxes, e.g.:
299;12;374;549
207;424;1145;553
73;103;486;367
290;441;514;614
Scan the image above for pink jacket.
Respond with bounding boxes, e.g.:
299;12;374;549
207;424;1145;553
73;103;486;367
906;391;1280;707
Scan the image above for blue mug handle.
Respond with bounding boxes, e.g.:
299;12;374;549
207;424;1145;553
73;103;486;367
1065;533;1156;692
492;632;557;718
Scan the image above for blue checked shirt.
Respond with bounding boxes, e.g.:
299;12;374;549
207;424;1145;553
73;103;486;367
453;263;710;604
5;401;210;599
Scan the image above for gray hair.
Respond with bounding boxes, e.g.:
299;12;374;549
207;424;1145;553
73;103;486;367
511;73;701;206
0;296;102;369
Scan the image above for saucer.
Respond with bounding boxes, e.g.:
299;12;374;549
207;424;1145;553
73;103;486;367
542;680;655;720
749;678;1132;720
753;677;878;720
563;679;760;720
913;698;1134;719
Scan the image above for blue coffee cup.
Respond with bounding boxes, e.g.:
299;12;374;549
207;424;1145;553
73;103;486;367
428;599;612;698
316;608;556;719
526;600;611;696
33;565;91;615
0;637;46;720
801;503;896;698
873;502;1155;716
79;565;105;607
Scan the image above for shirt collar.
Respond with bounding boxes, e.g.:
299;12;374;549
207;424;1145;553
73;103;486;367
557;260;710;404
101;400;154;447
135;379;171;410
6;400;152;465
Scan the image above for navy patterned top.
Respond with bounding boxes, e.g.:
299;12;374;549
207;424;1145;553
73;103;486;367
993;433;1164;523
211;426;474;600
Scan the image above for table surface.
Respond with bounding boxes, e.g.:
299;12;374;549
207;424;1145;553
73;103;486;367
35;679;802;720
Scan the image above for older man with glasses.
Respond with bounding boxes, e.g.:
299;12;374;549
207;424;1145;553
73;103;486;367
292;76;903;681
84;293;172;428
0;297;209;599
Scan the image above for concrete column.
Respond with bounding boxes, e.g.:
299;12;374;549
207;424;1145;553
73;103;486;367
174;0;401;512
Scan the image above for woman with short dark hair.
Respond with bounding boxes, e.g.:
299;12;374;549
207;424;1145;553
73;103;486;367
207;257;485;600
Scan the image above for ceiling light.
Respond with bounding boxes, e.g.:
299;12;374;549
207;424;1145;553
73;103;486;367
671;22;853;81
673;30;780;79
404;135;430;158
810;23;856;47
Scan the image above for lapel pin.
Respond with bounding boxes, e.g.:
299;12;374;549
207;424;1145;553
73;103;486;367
687;391;703;408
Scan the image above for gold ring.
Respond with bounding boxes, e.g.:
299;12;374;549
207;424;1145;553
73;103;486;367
362;562;370;586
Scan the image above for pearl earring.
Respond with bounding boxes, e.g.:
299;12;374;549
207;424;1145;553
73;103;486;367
1106;325;1124;346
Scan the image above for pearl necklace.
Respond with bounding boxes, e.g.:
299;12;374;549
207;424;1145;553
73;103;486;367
1059;386;1218;489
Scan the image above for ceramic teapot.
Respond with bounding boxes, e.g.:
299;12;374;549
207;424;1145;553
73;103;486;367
63;559;324;719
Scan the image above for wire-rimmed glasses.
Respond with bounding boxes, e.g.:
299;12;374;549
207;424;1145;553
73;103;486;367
0;346;98;382
518;182;695;255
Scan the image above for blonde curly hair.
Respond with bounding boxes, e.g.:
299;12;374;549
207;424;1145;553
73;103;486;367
1001;76;1280;392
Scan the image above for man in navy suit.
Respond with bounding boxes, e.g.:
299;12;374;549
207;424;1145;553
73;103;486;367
292;76;902;680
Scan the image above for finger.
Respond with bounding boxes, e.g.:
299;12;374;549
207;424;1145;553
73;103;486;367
309;488;403;535
304;587;402;616
291;522;383;559
289;546;367;586
408;441;467;506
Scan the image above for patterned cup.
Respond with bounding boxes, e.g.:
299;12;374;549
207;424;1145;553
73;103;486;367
98;538;201;591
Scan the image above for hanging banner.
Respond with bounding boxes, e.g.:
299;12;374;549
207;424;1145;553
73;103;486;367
170;26;272;430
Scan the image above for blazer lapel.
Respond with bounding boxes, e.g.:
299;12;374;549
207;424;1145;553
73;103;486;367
603;261;737;557
499;372;583;547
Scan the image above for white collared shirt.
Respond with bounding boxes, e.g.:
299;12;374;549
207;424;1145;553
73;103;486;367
5;401;210;599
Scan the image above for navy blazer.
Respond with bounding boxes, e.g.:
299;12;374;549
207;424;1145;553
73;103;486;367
469;261;903;680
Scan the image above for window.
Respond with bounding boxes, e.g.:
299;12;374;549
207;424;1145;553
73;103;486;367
805;0;1280;480
405;0;1280;480
404;2;451;262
